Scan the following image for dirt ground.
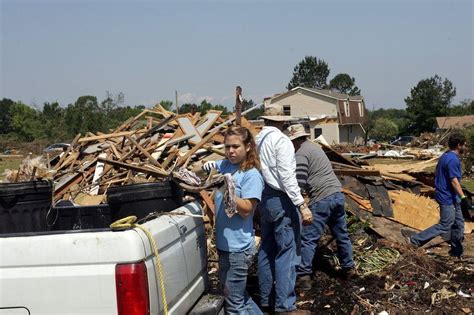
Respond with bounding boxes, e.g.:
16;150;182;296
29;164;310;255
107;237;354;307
210;224;474;315
293;232;474;314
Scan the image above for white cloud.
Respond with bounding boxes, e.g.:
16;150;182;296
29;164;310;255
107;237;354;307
178;92;215;104
197;96;214;103
178;92;195;103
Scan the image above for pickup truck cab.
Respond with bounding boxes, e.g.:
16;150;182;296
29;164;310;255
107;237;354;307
0;201;223;315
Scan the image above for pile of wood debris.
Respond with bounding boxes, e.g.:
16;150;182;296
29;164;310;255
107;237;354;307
3;105;473;238
324;143;474;240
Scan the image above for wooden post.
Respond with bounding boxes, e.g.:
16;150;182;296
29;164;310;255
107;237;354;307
175;90;179;114
235;86;242;126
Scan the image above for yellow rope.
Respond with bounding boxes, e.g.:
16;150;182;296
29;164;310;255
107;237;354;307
110;216;168;315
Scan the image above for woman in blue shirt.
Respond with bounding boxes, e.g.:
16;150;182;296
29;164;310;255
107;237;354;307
203;126;264;314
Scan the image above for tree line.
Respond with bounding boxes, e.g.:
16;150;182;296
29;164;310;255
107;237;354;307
287;56;474;141
0;92;264;145
1;55;473;146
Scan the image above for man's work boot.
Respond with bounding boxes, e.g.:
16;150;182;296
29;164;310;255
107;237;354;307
295;275;312;291
341;266;358;279
261;306;274;315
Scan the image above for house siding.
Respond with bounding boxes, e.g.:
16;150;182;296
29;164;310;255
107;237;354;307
339;124;365;145
270;89;339;118
338;100;367;125
263;87;367;145
308;121;339;145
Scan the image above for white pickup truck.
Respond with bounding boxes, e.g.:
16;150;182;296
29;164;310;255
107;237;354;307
0;201;223;315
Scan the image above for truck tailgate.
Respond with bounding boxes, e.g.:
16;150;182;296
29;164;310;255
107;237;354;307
0;229;145;314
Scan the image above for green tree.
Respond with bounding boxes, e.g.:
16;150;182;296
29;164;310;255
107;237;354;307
199;100;213;115
179;103;198;114
369;118;399;141
160;100;173;111
448;99;474;116
287;56;330;90
368;108;411;136
329;73;361;95
9;102;42;141
0;98;15;135
64;95;104;137
405;75;456;134
212;104;229;116
40;102;65;141
242;99;264;120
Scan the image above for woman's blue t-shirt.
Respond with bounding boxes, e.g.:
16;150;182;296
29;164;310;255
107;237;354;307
214;159;264;252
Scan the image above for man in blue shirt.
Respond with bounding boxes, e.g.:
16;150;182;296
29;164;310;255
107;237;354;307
404;133;468;258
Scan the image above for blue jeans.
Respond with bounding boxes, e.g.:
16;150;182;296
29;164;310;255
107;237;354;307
411;202;464;256
297;192;354;276
257;187;300;312
219;247;263;315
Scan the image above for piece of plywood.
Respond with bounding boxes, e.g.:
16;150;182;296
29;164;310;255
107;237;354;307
388;190;440;231
196;111;221;136
177;115;202;145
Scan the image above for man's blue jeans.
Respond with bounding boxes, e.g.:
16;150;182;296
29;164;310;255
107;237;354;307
219;247;263;315
411;202;464;257
257;187;300;312
296;192;354;276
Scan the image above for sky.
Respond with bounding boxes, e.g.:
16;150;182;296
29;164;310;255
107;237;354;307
1;0;473;111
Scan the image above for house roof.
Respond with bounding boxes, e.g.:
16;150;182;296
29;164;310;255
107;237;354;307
294;87;364;101
267;87;364;104
436;115;474;129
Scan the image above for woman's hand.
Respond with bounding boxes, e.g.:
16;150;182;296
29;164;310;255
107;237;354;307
202;160;217;173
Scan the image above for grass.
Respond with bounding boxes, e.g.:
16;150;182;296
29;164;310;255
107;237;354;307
463;178;474;192
0;156;23;178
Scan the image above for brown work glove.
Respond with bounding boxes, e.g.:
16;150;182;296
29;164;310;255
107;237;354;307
299;203;313;226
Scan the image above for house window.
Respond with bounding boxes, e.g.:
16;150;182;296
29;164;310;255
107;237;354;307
314;128;323;138
344;101;350;117
349;125;353;133
283;105;291;115
304;123;310;134
358;102;364;117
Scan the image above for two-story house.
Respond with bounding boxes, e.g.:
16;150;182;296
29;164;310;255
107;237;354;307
263;86;368;145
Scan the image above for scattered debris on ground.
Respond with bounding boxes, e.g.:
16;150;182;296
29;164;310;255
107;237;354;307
1;106;473;313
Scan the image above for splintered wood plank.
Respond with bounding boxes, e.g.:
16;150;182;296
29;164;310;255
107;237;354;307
211;133;225;143
126;135;163;168
334;169;381;176
177;126;224;167
54;160;97;200
342;188;372;210
161;147;179;169
240;117;258;136
177;115;203;145
54;133;81;170
348;205;407;244
200;191;215;212
78;131;136;143
196;110;222;136
136;114;176;141
56;151;80;171
110;144;122;159
98;157;168;177
200;191;215;226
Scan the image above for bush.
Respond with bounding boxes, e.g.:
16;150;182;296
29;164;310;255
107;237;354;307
369;118;399;142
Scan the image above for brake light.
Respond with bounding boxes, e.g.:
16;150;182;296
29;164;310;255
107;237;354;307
116;262;150;315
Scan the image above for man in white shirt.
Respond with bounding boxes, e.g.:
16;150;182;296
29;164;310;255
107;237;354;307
256;115;312;314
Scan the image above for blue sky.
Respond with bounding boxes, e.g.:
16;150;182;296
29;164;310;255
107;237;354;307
1;0;472;110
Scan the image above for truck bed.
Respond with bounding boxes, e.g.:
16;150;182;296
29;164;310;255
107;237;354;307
0;202;207;315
